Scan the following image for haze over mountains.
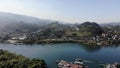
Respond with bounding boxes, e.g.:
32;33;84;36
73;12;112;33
100;22;120;26
0;12;120;34
0;12;52;33
0;12;52;25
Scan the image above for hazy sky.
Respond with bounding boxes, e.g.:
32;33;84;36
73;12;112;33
0;0;120;23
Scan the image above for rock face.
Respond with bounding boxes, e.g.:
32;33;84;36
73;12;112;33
105;63;120;68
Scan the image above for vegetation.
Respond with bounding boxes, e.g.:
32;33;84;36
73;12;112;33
0;21;120;46
78;22;104;36
20;22;120;46
0;49;46;68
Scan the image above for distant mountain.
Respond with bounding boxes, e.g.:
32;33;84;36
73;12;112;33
42;21;70;29
101;22;120;26
1;22;40;34
80;22;101;28
0;12;53;34
78;22;103;36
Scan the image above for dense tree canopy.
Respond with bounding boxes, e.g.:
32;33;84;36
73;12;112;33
0;49;46;68
79;22;104;36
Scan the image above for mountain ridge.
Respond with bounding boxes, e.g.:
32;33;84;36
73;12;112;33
0;12;53;34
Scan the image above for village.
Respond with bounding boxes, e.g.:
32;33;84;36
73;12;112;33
0;29;120;46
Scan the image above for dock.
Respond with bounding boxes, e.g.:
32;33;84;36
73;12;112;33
57;59;88;68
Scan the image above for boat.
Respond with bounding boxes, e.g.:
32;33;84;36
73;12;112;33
74;58;83;64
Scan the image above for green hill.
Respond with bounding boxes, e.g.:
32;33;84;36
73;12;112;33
79;22;103;36
0;49;46;68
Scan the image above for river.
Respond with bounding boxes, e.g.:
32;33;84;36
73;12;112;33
0;43;120;68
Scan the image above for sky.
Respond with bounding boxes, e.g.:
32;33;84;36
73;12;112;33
0;0;120;23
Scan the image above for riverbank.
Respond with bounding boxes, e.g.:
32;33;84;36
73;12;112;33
21;39;120;46
21;39;94;45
